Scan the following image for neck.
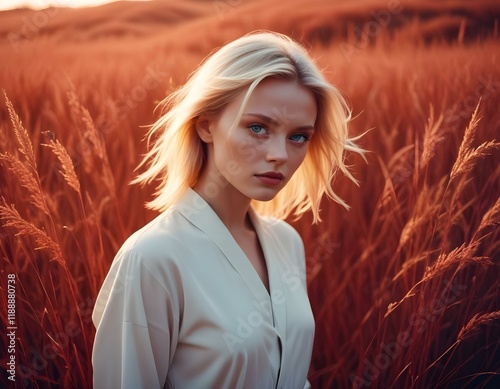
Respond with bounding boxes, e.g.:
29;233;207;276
193;169;253;233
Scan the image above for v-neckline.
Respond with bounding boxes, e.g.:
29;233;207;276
237;210;269;294
175;187;288;387
175;188;275;307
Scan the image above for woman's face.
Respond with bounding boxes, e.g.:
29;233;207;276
198;77;317;202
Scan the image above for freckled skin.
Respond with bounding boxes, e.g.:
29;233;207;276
198;78;318;203
193;77;318;292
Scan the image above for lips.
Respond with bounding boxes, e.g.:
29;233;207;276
256;171;284;180
255;171;284;186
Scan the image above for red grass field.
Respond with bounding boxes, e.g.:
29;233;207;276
1;0;499;387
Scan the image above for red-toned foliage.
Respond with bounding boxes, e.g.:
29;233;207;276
1;1;499;388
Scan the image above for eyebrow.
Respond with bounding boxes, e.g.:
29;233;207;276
242;113;315;132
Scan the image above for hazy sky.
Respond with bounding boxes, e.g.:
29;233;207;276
0;0;139;11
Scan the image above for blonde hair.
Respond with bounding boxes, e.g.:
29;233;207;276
133;31;364;223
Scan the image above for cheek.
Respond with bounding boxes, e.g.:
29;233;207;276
222;132;260;162
289;146;309;169
212;131;253;171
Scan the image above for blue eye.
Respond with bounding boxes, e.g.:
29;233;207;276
289;133;310;144
248;124;266;135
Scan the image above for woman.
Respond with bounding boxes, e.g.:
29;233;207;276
92;31;363;389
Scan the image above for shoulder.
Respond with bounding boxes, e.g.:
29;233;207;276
257;215;308;278
113;209;204;272
93;211;190;327
258;214;302;238
257;215;304;250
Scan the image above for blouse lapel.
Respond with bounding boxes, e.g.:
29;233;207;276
175;188;273;321
248;207;288;387
176;188;289;386
248;208;288;337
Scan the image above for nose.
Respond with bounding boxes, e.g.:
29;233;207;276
265;136;288;164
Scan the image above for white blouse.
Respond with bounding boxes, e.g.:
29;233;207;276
92;187;315;389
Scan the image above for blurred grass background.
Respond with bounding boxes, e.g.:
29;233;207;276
1;0;499;387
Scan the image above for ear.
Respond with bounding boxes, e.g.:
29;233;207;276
195;115;213;143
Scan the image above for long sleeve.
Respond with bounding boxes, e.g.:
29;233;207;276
92;189;314;388
92;246;181;389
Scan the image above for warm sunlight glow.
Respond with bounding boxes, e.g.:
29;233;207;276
0;0;149;11
0;0;498;387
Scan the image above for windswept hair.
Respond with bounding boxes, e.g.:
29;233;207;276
133;31;364;223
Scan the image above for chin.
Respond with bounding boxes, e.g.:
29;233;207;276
253;195;276;202
246;188;281;202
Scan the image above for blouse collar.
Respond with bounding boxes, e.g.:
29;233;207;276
174;187;288;336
